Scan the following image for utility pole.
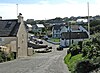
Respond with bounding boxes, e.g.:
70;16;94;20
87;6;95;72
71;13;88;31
68;22;71;47
16;4;18;16
87;2;90;38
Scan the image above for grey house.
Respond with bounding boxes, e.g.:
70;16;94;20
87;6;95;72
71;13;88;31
52;24;65;38
0;13;28;58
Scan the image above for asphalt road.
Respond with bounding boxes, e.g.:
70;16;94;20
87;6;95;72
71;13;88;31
0;40;70;73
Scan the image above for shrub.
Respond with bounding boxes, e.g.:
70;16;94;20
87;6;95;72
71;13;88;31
68;44;81;56
78;41;83;50
0;51;15;62
0;51;7;62
75;60;98;73
7;52;14;61
0;52;3;62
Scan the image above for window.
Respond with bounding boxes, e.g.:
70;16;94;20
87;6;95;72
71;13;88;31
56;30;60;33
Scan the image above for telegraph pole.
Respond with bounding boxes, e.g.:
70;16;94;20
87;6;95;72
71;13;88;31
87;2;90;38
16;4;18;16
68;22;71;47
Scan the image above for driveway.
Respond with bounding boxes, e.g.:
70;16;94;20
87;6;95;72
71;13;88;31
0;40;70;73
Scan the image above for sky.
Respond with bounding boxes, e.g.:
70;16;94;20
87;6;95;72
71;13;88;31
0;0;100;20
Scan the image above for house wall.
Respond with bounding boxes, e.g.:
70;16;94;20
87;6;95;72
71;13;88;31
52;30;61;38
17;21;28;57
32;25;43;33
0;37;17;53
0;37;16;46
60;39;84;47
10;40;17;52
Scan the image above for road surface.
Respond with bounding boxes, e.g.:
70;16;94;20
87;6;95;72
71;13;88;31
0;40;70;73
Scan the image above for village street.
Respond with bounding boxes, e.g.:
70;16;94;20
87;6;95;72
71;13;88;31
0;40;70;73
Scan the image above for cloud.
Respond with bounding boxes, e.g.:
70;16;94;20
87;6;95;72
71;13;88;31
39;0;49;4
0;1;100;20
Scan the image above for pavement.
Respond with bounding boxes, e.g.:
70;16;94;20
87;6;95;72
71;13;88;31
0;40;70;73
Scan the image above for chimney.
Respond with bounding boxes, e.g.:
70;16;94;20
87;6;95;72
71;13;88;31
17;13;23;23
0;16;2;20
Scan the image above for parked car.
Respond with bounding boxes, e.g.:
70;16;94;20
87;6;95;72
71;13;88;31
48;46;52;49
28;41;47;49
57;46;63;51
43;35;48;40
36;39;43;44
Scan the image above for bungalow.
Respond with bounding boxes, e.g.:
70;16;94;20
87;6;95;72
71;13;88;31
0;13;28;58
60;25;89;47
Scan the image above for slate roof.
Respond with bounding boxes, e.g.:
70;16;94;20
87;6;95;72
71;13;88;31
61;32;89;39
53;25;65;30
36;24;44;28
71;25;80;30
0;19;20;37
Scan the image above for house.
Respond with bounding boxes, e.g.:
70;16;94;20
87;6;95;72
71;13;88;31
0;13;28;58
26;24;32;31
52;24;66;38
60;25;89;47
76;19;88;24
32;24;45;34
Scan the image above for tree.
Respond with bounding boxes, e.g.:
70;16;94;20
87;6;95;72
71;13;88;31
26;19;36;25
90;20;100;34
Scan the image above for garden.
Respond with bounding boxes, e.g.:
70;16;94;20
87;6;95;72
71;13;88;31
64;33;100;73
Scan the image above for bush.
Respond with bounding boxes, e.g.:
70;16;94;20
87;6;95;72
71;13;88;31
68;44;81;56
65;38;100;73
0;51;7;62
0;52;3;62
0;51;15;62
78;41;83;50
7;52;14;61
75;60;98;73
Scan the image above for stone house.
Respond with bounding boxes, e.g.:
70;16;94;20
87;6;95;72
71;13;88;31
0;13;28;58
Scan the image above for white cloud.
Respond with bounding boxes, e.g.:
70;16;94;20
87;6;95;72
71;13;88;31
39;0;49;4
0;1;100;20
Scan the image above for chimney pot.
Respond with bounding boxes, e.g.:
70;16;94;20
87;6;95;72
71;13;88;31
17;13;23;23
0;16;2;20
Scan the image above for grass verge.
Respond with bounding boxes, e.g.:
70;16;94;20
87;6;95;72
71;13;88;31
64;54;85;72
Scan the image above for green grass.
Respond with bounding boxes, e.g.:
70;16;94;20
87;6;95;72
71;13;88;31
64;54;85;72
50;38;60;42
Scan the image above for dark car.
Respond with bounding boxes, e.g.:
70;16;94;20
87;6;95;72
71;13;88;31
36;39;43;44
57;46;63;51
43;35;48;40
